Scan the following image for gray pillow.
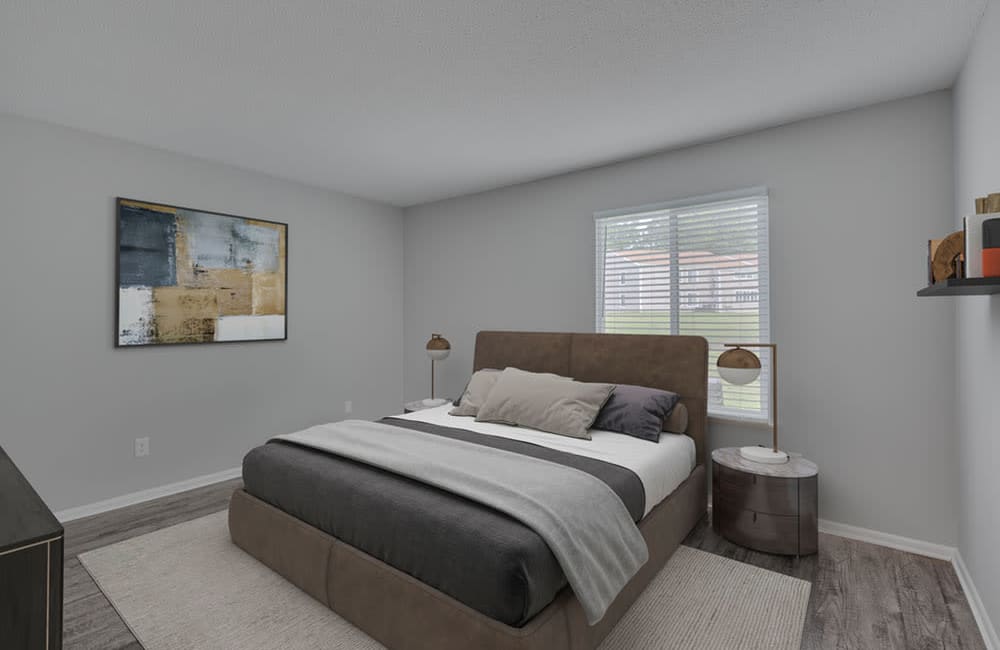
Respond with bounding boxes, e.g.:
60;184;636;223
450;369;502;417
592;384;681;443
451;368;570;414
475;368;614;440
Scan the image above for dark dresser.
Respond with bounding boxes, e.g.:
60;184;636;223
0;446;63;649
712;447;818;556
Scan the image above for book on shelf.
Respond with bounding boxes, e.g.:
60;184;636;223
928;239;941;284
964;213;1000;279
974;193;1000;215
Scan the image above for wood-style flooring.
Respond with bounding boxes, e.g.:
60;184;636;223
63;479;242;650
62;480;986;649
684;519;985;649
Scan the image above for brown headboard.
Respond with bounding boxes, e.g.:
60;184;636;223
473;331;709;464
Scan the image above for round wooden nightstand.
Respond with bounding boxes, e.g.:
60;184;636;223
403;399;449;414
711;447;818;556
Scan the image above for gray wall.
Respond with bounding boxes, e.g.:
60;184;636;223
403;92;958;545
954;0;1000;625
0;112;404;512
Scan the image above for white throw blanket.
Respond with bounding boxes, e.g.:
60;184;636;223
274;420;649;625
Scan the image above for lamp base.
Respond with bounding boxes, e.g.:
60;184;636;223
739;446;789;464
421;397;450;407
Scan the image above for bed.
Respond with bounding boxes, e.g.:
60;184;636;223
228;331;708;650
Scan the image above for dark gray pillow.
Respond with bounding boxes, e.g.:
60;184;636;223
592;384;680;443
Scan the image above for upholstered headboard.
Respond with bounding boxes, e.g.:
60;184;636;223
473;331;709;464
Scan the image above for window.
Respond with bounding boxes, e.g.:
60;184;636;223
595;187;770;422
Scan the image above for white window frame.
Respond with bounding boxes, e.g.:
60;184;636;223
594;187;771;423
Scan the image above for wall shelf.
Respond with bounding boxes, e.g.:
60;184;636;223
917;277;1000;296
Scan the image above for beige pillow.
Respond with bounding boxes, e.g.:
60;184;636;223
664;402;689;434
450;369;502;417
451;368;571;417
475;368;615;440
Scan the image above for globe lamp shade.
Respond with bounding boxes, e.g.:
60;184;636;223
716;347;761;385
426;334;451;360
423;333;451;405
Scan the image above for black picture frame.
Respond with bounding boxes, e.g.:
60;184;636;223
115;197;288;348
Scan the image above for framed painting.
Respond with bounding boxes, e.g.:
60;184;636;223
116;198;287;347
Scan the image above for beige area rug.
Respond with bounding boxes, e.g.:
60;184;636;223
80;511;810;650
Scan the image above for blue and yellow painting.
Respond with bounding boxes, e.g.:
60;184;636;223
116;199;287;346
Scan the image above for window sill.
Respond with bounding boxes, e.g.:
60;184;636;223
708;413;770;427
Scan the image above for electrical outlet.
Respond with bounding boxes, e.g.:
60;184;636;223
134;437;150;458
344;401;353;414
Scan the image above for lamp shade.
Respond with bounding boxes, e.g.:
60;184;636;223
717;347;761;385
426;333;451;361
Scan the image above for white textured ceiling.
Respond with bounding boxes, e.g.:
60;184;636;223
0;1;986;207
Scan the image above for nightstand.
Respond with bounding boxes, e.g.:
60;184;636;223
712;447;818;556
403;399;449;414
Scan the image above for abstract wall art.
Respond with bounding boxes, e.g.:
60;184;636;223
116;198;287;346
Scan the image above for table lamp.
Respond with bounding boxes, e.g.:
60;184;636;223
717;343;788;464
423;333;451;407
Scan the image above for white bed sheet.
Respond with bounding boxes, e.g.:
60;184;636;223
393;404;695;517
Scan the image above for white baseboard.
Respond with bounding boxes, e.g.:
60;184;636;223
817;518;956;561
54;466;242;523
953;551;1000;650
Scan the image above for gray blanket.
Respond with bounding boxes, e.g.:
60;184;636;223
274;419;649;625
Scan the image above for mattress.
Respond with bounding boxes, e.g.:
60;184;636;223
241;409;695;627
397;404;696;517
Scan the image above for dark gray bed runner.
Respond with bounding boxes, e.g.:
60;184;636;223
241;418;646;627
380;417;645;520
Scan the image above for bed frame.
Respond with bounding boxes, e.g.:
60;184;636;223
229;331;708;650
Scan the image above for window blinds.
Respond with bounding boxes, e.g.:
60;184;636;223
595;188;770;421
